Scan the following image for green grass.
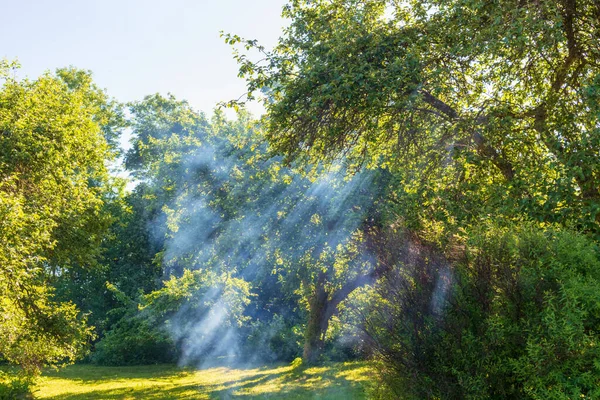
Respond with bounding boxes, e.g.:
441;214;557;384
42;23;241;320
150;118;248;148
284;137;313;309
34;361;374;399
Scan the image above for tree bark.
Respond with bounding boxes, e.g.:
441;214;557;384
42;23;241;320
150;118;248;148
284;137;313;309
420;90;515;181
301;230;396;364
302;272;330;364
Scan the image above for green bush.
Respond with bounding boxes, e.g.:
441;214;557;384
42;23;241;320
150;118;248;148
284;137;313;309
91;270;252;366
0;369;33;400
92;318;176;366
364;224;600;399
244;314;303;362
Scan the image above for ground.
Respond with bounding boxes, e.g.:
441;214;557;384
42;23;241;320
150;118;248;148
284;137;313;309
34;361;373;399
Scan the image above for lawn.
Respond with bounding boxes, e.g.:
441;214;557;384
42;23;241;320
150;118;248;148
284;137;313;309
34;361;374;399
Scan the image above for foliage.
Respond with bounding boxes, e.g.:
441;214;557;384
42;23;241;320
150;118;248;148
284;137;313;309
0;369;33;400
4;2;598;397
229;0;600;235
103;188;163;299
91;317;176;366
0;63;121;387
362;224;600;399
93;269;251;365
227;3;600;395
118;94;389;364
244;314;305;362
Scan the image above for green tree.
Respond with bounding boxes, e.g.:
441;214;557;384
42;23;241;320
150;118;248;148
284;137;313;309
226;0;600;391
0;64;121;388
120;94;390;364
228;0;600;234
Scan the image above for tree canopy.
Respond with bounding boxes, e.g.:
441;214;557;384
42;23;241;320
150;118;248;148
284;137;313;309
229;0;600;233
0;65;123;377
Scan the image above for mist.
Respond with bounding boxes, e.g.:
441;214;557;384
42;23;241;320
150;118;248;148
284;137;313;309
146;118;380;367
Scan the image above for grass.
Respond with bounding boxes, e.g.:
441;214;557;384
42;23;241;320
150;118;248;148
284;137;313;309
34;361;374;399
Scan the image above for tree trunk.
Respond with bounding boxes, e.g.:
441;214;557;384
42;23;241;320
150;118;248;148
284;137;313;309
301;244;395;363
302;272;330;364
301;226;399;364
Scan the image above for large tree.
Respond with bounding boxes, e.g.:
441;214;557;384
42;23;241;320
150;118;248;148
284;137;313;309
0;64;122;382
222;2;600;389
228;0;600;234
120;94;389;363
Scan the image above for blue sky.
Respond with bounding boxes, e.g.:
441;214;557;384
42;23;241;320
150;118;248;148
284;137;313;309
1;0;287;116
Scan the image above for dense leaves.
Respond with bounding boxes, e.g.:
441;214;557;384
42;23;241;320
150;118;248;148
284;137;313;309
363;225;600;399
0;65;122;391
94;94;387;365
231;0;600;234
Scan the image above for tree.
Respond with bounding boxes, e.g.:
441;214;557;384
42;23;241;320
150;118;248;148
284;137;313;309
226;0;600;389
121;94;390;364
0;64;122;387
228;0;600;234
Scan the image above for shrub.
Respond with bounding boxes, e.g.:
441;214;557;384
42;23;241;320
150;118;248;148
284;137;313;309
0;369;33;400
92;270;252;366
92;318;176;366
244;314;303;362
363;224;600;399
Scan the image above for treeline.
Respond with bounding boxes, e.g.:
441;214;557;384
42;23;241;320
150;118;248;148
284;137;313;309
2;0;600;398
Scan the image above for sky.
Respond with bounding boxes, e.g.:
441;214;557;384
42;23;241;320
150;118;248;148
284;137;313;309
1;0;287;116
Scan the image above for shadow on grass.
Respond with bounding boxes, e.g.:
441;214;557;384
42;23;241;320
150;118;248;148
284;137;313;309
40;364;183;383
36;362;371;400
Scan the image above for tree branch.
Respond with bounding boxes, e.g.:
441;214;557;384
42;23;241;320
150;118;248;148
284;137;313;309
419;90;515;180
